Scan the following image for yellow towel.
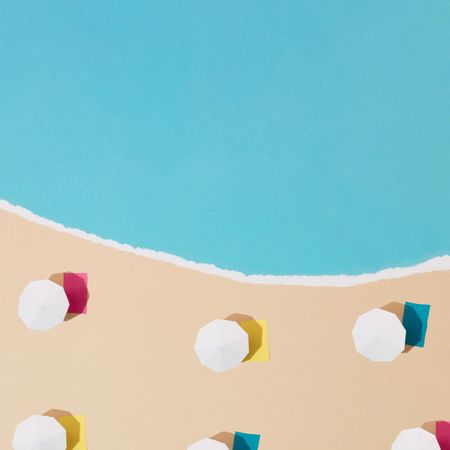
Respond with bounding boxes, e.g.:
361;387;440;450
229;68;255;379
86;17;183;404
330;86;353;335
56;415;87;450
240;319;270;362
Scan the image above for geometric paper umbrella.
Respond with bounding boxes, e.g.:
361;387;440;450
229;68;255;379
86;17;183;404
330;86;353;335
18;280;69;331
352;308;406;362
12;415;67;450
195;319;249;373
187;438;229;450
391;427;440;450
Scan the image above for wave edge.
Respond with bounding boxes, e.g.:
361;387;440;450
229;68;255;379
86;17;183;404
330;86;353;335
1;199;449;287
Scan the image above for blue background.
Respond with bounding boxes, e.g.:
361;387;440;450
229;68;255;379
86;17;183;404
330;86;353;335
0;1;449;275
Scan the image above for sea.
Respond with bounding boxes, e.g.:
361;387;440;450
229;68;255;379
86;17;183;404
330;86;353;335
0;1;449;276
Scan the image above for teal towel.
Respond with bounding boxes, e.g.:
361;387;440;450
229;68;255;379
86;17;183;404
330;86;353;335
233;432;261;450
402;302;430;347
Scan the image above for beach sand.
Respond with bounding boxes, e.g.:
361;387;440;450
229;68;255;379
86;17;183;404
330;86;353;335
0;207;449;449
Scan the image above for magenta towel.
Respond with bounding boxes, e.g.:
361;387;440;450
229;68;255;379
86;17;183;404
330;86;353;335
437;421;450;450
63;273;88;314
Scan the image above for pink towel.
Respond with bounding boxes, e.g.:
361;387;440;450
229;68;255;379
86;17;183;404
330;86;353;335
63;273;88;314
437;421;450;450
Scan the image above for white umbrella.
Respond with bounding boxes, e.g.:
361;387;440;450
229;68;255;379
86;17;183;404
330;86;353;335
187;438;229;450
351;308;406;362
12;415;67;450
19;279;69;331
392;427;440;450
194;319;249;373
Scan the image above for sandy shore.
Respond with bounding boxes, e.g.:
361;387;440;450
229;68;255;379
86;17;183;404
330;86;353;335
0;207;449;449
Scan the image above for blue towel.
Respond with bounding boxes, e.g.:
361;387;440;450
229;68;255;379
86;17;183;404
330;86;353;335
402;302;431;347
233;432;261;450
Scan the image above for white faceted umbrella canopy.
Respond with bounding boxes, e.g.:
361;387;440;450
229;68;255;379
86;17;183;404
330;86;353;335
351;308;406;362
12;415;67;450
194;319;249;372
187;438;229;450
19;279;69;331
392;427;440;450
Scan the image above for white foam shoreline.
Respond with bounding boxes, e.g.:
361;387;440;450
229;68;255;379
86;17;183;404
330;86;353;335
1;199;449;287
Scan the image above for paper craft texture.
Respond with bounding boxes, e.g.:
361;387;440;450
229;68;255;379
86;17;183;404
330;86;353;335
436;421;450;450
233;432;260;450
63;273;88;314
239;320;270;362
402;302;431;347
3;206;450;450
56;415;87;450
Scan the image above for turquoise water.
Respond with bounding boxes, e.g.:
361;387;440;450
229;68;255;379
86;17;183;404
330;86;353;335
0;1;449;275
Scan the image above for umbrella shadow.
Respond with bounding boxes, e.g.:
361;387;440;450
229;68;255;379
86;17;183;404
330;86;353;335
49;272;89;322
225;313;263;361
43;409;81;450
381;302;413;354
421;420;436;434
381;302;404;321
226;313;255;323
211;431;234;449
